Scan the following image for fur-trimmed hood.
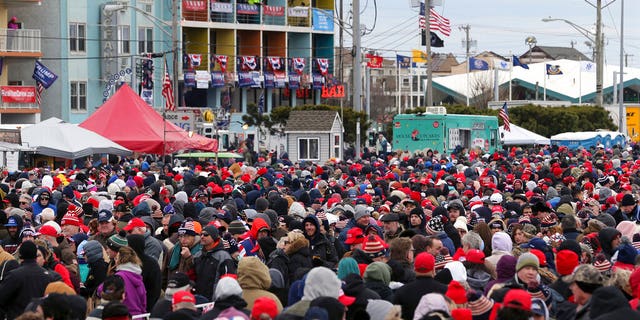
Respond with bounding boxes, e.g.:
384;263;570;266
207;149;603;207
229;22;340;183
285;236;310;255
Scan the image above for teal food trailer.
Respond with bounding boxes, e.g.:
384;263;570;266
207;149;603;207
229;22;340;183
392;113;500;154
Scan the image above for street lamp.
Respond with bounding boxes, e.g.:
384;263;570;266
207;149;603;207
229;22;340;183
525;36;537;63
104;2;180;158
542;16;603;106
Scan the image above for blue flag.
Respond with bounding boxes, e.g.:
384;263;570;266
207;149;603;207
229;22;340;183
469;57;489;71
512;55;529;70
396;55;411;68
546;64;563;75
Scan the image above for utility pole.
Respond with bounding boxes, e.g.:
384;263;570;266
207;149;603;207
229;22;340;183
595;0;603;106
353;0;362;160
172;0;180;110
460;24;471;106
425;0;432;107
618;0;624;133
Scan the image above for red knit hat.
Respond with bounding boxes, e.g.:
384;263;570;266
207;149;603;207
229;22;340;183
446;281;467;304
251;297;278;320
61;213;80;227
555;250;579;276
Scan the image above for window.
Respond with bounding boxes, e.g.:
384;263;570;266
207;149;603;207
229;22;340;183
70;81;87;111
298;137;319;161
69;23;86;52
333;134;341;159
118;25;130;54
138;27;153;54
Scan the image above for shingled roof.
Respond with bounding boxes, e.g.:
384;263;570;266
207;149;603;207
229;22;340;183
532;46;591;61
285;110;339;132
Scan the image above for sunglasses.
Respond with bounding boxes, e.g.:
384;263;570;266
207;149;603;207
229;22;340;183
40;197;50;200
201;233;211;237
19;202;29;205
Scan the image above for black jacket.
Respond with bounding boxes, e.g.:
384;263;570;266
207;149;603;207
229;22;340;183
590;286;640;320
0;260;52;319
343;273;381;320
364;281;394;302
193;238;236;301
393;275;447;320
387;259;415;284
199;295;250;320
303;215;338;268
128;234;162;312
285;237;313;282
79;260;109;298
267;248;290;287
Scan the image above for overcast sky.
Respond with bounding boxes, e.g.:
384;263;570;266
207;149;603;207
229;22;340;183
338;0;639;67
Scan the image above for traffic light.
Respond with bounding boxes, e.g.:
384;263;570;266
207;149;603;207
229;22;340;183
368;131;375;147
141;59;154;90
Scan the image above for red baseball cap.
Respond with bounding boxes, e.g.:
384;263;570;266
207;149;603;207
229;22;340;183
172;290;195;305
414;252;435;273
38;225;58;237
123;218;146;232
503;289;532;312
344;228;365;245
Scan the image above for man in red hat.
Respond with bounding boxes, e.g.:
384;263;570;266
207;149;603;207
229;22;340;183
393;252;447;320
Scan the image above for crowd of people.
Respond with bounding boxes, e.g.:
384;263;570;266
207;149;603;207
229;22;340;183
0;144;639;320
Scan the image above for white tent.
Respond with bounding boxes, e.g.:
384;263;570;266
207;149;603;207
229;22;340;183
499;124;550;145
21;117;131;159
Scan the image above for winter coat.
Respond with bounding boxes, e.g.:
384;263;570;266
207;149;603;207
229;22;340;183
127;234;162;312
0;260;52;319
237;256;283;312
590;286;640;320
386;259;415;284
599;227;622;260
115;263;147;316
285;236;313;282
199;295;250;320
343;273;381;319
79;260;109;298
303;215;338;268
267;248;290;287
365;281;394;302
393;275;447;320
193;237;236;301
238;218;269;258
143;231;165;263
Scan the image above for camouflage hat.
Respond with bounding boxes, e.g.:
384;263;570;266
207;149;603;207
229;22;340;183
562;264;604;285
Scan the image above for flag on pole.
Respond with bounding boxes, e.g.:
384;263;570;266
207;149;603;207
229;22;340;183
396;55;411;68
493;58;511;71
35;82;44;106
499;102;510;132
512;55;529;69
428;8;451;36
365;54;383;68
546;64;563;75
469;57;489;71
412;49;427;63
162;58;175;111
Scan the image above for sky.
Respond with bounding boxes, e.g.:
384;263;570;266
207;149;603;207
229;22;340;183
339;0;640;68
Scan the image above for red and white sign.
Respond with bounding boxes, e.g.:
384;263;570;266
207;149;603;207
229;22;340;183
263;5;285;16
1;86;36;104
183;0;207;11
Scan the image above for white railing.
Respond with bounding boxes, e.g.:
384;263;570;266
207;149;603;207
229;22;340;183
0;28;41;52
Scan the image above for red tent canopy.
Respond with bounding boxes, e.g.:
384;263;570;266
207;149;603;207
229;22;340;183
80;84;216;154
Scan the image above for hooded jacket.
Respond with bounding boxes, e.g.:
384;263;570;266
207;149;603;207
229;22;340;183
200;277;250;320
238;218;269;258
343;273;381;319
598;227;622;260
485;231;513;278
115;262;147;316
281;266;341;318
0;259;52;319
193;234;236;301
589;286;640;320
285;236;313;282
302;215;338;268
237;256;283;311
363;262;394;302
127;234;161;312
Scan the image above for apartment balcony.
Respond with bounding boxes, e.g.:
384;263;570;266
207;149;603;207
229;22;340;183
0;85;40;112
0;28;41;57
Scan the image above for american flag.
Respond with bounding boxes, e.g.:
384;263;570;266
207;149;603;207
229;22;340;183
162;58;175;111
419;8;451;37
35;82;44;106
499;102;510;132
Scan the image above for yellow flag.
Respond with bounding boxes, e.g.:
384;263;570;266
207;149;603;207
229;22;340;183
412;49;427;63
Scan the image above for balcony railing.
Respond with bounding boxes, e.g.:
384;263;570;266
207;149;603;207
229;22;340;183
0;28;40;53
